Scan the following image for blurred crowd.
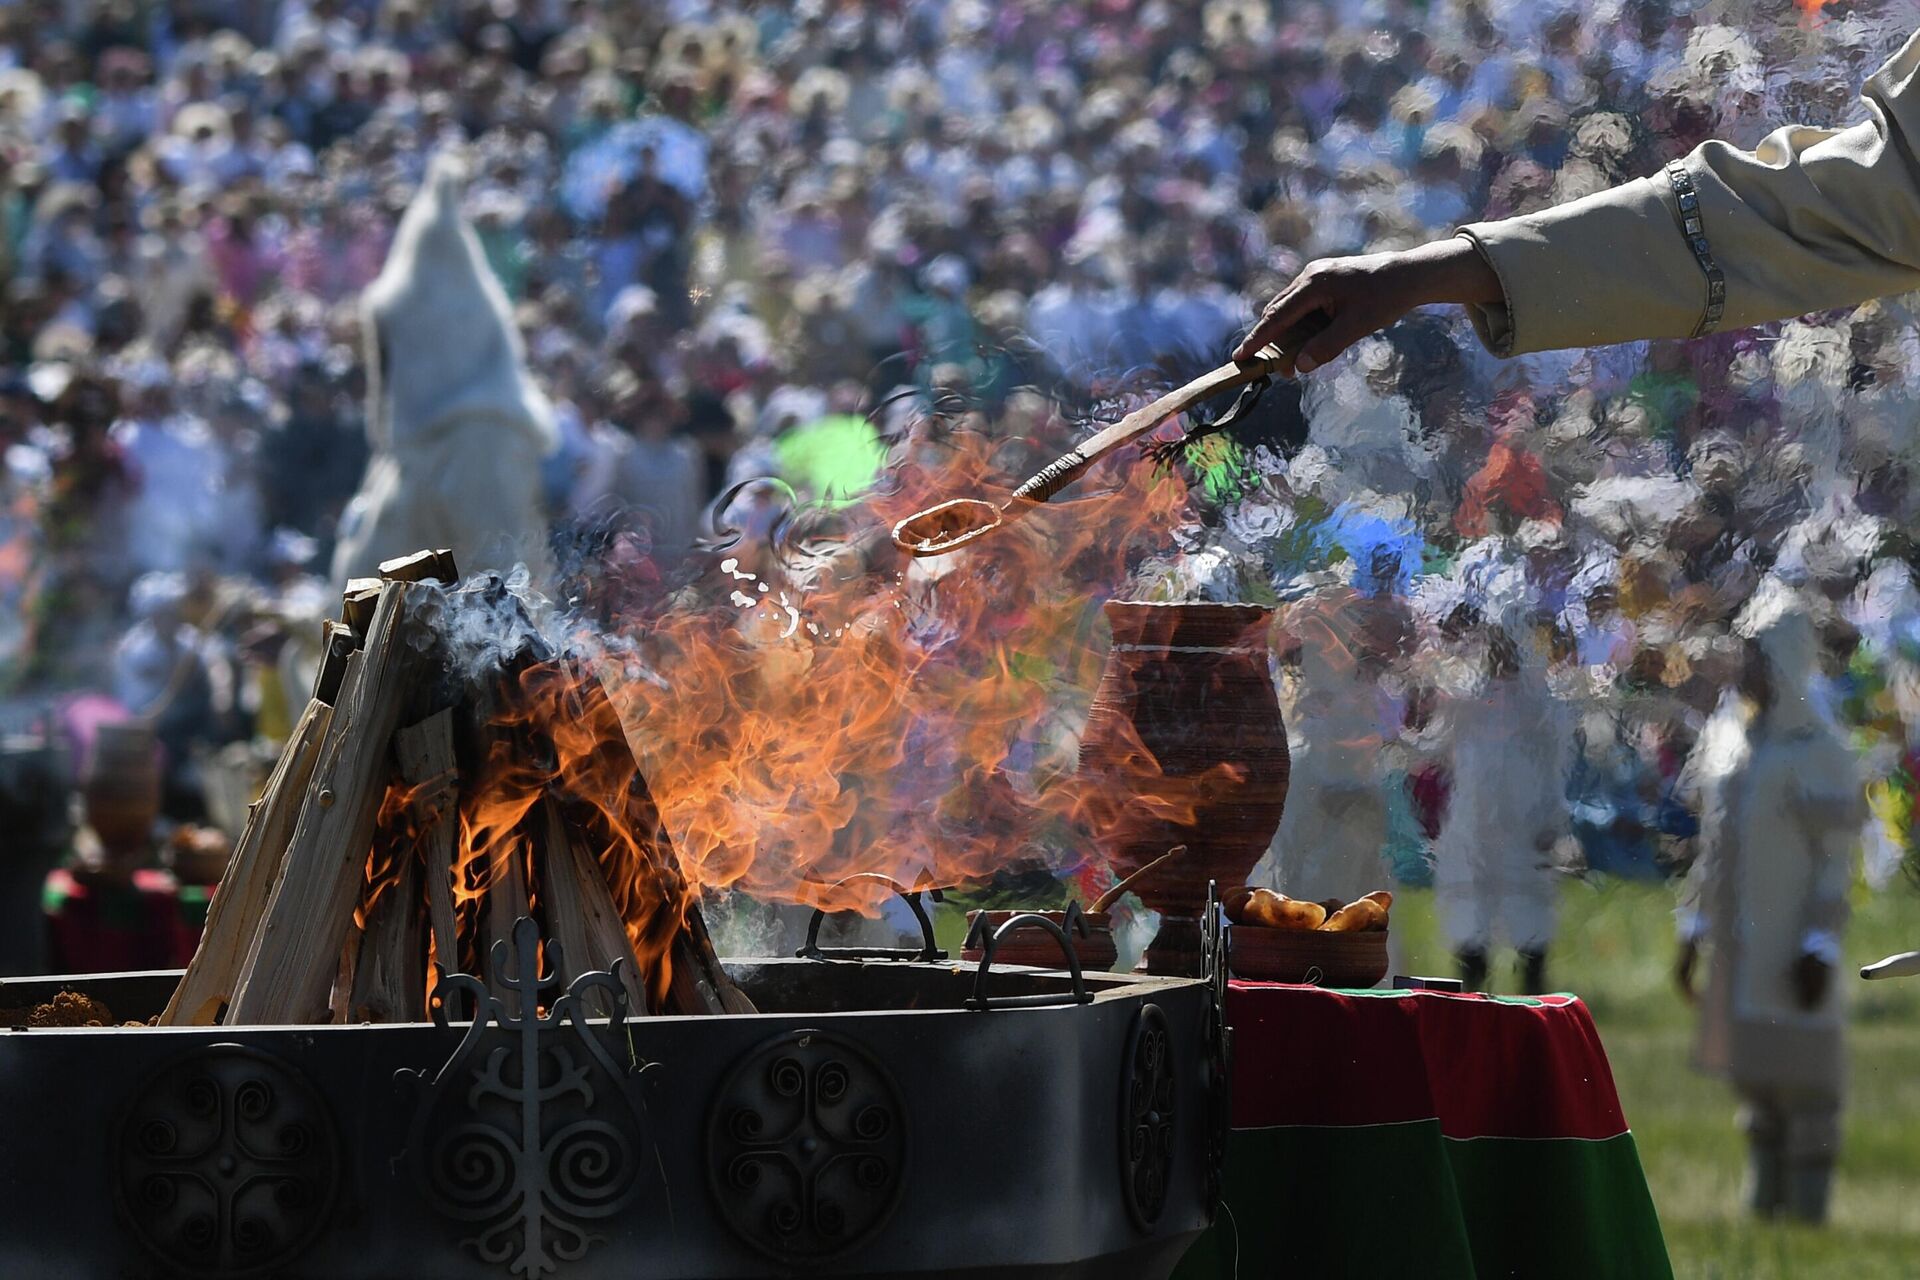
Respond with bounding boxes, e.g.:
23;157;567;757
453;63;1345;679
2;0;1920;1007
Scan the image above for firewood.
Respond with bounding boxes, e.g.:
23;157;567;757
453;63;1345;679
160;697;333;1026
379;548;459;585
538;797;648;1017
229;582;435;1024
556;662;754;1016
395;710;460;986
327;925;359;1024
347;831;425;1023
342;577;384;634
484;837;531;1018
667;901;757;1016
313;622;360;705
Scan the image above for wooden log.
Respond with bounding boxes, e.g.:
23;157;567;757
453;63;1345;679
327;926;359;1024
484;837;530;1018
228;582;433;1024
342;577;384;634
379;548;459;585
395;710;461;987
313;622;359;705
160;697;333;1026
667;901;757;1016
347;832;425;1023
538;797;648;1017
555;661;755;1017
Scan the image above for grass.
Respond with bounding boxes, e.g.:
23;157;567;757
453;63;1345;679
1387;877;1920;1280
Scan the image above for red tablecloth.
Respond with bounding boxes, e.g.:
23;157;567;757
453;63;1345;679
1175;983;1672;1280
42;867;205;974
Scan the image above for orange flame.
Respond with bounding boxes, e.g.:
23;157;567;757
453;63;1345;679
583;403;1257;917
355;391;1263;981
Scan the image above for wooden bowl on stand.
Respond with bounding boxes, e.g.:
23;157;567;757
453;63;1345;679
1229;926;1389;988
961;910;1119;972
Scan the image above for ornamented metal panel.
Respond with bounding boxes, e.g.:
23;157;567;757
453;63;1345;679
1119;1003;1176;1230
1201;879;1232;1215
115;1044;341;1279
706;1028;906;1263
401;916;650;1279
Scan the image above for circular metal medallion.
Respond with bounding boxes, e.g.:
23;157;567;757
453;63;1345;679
707;1029;906;1263
115;1044;341;1279
1120;1003;1177;1230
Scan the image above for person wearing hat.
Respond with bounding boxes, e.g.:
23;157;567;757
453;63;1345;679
1674;582;1863;1223
332;152;559;587
1238;27;1920;378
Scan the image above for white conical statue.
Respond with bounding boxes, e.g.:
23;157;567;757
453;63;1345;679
331;152;558;589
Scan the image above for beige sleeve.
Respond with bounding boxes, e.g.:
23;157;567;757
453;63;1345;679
1456;28;1920;357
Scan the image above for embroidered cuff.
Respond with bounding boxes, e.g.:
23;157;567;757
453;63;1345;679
1664;160;1726;339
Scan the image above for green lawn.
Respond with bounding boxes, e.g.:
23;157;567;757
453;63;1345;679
1387;878;1920;1280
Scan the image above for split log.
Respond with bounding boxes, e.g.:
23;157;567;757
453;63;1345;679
160;697;333;1026
379;548;459;585
484;838;530;1018
342;578;384;635
669;901;758;1016
313;622;359;705
560;662;756;1017
538;797;647;1017
347;830;425;1023
327;927;359;1024
395;710;461;985
229;582;434;1024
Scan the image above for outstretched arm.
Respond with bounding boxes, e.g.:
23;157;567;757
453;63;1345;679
1240;29;1920;371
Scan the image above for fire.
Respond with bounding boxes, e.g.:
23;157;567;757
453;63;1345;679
350;387;1259;988
343;379;1259;997
579;397;1253;917
450;658;694;1007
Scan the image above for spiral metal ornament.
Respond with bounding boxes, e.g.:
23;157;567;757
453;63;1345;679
1119;1003;1178;1230
707;1029;906;1263
115;1045;341;1279
399;917;651;1279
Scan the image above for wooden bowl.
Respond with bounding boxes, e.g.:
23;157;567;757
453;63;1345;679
1229;925;1388;987
962;910;1119;972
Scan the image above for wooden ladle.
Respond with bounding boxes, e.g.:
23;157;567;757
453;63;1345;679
892;351;1288;558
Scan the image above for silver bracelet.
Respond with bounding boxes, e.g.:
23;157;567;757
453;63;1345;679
1665;159;1726;338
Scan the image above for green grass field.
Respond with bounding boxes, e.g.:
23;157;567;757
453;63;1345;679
1387;878;1920;1280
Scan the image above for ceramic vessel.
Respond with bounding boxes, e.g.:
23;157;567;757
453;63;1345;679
1077;602;1289;975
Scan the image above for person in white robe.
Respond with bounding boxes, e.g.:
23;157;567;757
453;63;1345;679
1429;618;1571;993
331;152;558;589
1675;583;1862;1224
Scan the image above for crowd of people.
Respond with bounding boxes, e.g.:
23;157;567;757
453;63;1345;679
1;0;1919;1221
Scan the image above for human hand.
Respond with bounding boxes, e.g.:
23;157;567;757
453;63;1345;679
1234;237;1504;375
1674;940;1699;1005
1792;951;1832;1011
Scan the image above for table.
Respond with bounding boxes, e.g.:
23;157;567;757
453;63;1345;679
42;866;206;975
1174;983;1672;1279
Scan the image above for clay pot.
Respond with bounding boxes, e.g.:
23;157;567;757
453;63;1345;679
1077;602;1289;975
961;910;1119;972
1229;926;1388;988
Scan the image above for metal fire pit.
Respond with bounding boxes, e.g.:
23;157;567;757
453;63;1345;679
0;912;1219;1280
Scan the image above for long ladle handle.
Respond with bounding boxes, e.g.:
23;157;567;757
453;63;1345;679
1007;351;1289;505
